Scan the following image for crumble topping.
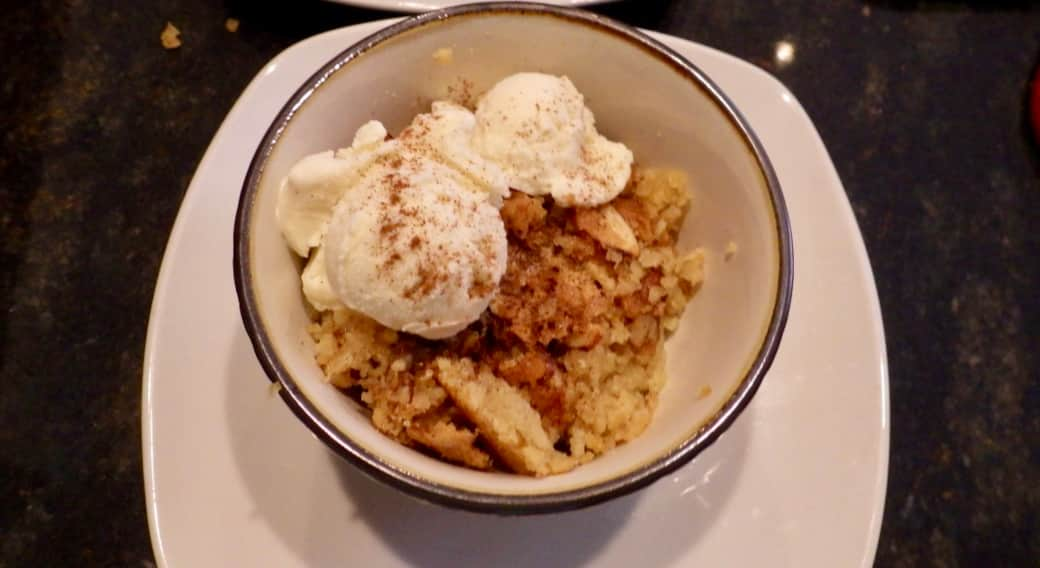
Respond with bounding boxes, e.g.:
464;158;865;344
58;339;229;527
309;168;705;475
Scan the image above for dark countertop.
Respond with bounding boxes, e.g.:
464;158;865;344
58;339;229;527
1;1;1037;565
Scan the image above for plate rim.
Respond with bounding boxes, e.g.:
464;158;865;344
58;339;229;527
322;0;616;14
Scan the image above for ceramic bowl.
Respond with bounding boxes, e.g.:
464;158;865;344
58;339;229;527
234;2;792;514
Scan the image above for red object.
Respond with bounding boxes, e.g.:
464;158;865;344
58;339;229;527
1031;62;1040;144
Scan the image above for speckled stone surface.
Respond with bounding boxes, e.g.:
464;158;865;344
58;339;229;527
1;1;1037;566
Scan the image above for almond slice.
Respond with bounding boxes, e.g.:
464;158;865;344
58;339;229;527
574;205;640;255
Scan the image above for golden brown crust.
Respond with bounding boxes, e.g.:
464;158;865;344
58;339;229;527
308;168;704;475
406;413;492;470
433;358;572;477
499;192;547;238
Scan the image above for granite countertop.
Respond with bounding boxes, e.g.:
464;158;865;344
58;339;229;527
1;1;1037;565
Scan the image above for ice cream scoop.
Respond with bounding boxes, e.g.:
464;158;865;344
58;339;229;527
323;153;507;339
472;72;633;206
275;121;388;256
276;110;508;339
276;73;635;339
400;101;510;207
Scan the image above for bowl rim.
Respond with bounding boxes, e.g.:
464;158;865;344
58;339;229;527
232;1;794;514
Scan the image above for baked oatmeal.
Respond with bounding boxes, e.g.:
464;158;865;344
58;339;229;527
309;168;704;476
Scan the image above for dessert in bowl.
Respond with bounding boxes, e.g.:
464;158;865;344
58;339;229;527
234;2;792;513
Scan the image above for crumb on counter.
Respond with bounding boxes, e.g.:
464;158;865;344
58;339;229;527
724;240;739;261
432;47;454;64
225;18;240;33
160;22;181;49
268;381;283;398
696;385;712;400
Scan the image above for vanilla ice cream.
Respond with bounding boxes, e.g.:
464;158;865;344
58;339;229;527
324;153;506;339
398;101;510;207
276;109;507;339
276;72;635;339
472;73;633;206
276;120;388;256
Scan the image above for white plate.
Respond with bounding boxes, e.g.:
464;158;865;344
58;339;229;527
323;0;616;13
142;20;888;568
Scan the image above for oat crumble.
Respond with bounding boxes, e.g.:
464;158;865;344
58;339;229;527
309;167;704;476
